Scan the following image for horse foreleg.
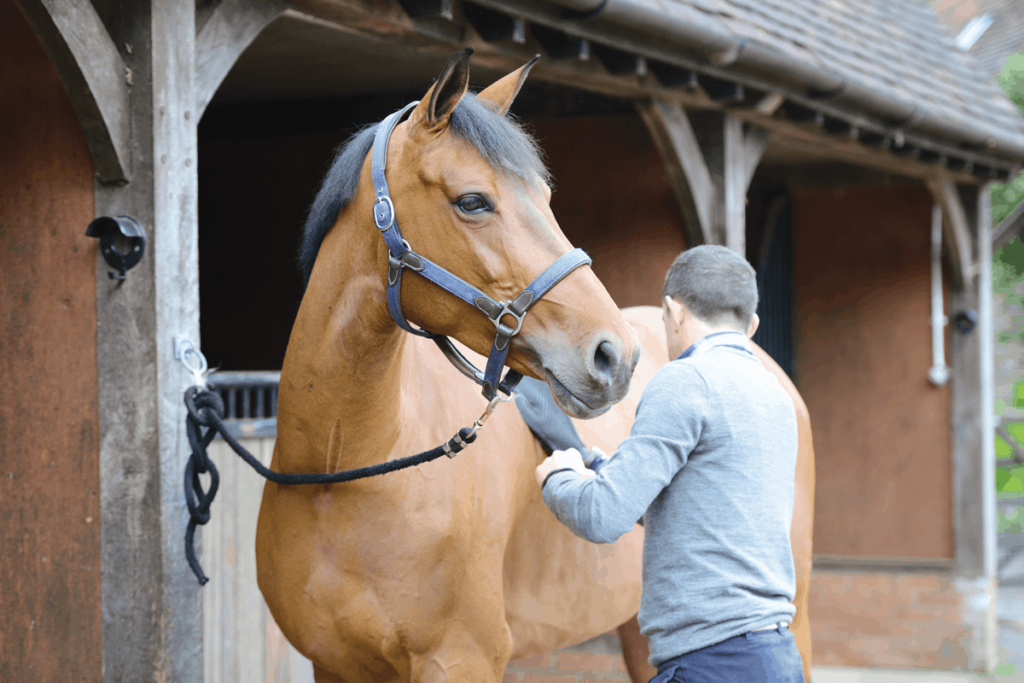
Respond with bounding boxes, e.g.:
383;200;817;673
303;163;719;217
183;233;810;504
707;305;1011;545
618;614;656;683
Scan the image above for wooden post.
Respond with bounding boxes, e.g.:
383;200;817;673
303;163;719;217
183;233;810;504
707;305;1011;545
89;0;202;679
637;100;769;255
17;0;287;677
947;183;998;672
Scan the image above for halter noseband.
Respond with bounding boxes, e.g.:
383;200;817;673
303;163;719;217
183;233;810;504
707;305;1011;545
370;102;592;401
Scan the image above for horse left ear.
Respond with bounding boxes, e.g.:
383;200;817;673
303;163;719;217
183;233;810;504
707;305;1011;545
477;55;540;115
411;48;474;131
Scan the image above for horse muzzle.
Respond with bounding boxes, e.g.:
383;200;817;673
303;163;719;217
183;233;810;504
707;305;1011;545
542;332;641;419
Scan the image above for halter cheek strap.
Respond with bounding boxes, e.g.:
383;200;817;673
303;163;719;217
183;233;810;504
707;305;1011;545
370;103;592;400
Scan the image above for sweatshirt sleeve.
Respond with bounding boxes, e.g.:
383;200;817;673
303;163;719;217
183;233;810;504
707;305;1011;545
541;363;708;544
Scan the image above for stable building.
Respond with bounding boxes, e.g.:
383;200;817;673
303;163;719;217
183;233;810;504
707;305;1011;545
3;0;1023;680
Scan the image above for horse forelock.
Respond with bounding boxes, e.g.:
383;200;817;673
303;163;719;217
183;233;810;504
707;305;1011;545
299;93;549;287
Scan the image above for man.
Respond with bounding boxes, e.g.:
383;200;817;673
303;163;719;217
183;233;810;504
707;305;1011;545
536;245;803;683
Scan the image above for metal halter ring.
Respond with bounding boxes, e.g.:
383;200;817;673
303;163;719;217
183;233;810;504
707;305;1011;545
490;302;526;338
373;195;396;231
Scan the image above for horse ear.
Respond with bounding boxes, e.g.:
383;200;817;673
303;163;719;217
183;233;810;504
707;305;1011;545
477;55;540;115
411;48;474;131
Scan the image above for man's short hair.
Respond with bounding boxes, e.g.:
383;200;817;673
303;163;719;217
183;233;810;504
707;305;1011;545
663;245;758;330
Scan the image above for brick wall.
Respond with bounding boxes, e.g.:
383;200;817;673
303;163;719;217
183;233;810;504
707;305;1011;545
505;633;631;683
810;570;969;670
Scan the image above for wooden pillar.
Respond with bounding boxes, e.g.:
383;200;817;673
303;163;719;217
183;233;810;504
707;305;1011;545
89;2;202;680
637;99;769;256
939;181;998;672
16;0;286;678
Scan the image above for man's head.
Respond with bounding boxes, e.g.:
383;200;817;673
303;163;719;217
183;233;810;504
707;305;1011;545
662;245;760;358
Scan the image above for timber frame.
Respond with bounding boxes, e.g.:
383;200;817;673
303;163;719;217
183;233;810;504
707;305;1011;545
12;0;1011;677
12;0;287;678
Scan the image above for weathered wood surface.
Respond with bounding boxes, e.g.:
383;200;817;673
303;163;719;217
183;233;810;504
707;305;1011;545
90;1;203;679
637;100;768;254
196;0;287;118
948;184;998;671
204;437;314;683
635;99;715;247
0;4;101;678
927;176;976;290
12;0;130;183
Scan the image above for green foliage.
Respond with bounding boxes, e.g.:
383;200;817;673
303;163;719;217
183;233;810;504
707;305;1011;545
992;52;1024;224
994;238;1024;342
998;51;1024;116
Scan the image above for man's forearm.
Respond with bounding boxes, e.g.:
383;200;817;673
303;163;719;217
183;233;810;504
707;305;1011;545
541;470;640;544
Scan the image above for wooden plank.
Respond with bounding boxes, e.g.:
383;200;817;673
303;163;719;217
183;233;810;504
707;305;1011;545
927;177;975;291
196;0;287;118
636;99;715;246
993;198;1024;251
12;0;130;183
90;1;202;680
0;6;102;677
204;437;315;682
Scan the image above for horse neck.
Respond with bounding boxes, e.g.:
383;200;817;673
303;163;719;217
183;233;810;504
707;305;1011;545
277;210;407;473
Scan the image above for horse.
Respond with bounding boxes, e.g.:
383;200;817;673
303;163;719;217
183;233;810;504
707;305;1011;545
255;49;815;682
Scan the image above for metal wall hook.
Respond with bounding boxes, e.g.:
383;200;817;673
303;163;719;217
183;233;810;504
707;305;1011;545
85;215;147;280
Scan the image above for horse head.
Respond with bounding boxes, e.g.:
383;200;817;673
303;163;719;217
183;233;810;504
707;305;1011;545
304;49;641;418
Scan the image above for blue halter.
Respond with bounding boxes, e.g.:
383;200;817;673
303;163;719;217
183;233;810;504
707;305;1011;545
371;102;592;400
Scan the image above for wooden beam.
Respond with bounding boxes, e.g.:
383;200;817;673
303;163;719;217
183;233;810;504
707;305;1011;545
13;0;131;183
993;198;1024;251
948;184;998;671
195;0;287;117
636;99;716;247
90;1;203;679
724;115;746;254
638;100;769;255
927;176;975;291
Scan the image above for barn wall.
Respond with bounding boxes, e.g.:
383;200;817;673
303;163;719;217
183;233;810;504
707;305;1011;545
0;2;102;681
532;116;687;309
793;185;954;559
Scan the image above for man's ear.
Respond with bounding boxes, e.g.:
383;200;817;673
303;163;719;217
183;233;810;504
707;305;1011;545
409;48;474;132
477;55;540;115
746;313;760;339
663;296;686;330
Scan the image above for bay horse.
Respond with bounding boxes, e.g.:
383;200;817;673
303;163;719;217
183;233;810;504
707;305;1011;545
255;49;815;682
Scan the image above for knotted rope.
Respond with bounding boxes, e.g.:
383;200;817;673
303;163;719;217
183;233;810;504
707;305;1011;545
183;386;478;585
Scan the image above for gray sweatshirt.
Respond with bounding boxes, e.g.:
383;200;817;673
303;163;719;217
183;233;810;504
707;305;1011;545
542;331;798;666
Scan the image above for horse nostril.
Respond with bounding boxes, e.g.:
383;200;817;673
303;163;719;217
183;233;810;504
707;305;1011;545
593;340;619;381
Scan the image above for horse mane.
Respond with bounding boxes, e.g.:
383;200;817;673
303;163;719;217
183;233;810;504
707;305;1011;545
299;93;550;285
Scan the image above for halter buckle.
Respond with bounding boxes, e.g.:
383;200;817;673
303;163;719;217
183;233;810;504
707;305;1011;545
373;196;396;231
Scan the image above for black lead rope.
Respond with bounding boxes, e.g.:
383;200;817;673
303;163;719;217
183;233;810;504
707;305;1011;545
183;386;478;585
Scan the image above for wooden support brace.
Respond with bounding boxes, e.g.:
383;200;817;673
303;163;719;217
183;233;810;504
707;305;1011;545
636;99;716;248
195;0;287;117
638;99;770;255
927;176;976;290
13;0;131;183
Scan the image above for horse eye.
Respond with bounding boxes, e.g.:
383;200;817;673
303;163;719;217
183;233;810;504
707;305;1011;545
456;194;489;214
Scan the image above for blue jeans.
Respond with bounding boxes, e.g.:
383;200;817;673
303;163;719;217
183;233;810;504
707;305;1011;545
648;624;805;683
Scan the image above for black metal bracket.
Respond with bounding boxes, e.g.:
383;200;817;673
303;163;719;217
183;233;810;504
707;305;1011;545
955;309;978;334
85;215;147;281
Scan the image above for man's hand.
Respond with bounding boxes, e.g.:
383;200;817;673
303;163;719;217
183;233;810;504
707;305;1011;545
535;448;597;488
